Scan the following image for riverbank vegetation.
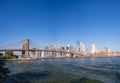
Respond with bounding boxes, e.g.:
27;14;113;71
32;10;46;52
0;50;18;59
0;59;11;82
0;50;17;82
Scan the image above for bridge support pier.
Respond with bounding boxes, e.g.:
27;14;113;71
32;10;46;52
22;39;29;58
41;51;44;57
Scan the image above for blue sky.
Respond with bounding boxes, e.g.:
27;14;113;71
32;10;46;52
0;0;120;51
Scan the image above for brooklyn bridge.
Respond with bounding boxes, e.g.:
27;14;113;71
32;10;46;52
0;39;83;58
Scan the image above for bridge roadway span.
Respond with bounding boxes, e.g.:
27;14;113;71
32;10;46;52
0;49;75;54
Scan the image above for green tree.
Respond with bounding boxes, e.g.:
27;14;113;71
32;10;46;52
2;50;18;59
0;59;11;82
5;50;13;56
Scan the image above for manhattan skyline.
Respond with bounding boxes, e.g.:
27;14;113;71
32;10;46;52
0;0;120;51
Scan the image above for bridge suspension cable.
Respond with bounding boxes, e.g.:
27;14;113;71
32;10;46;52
0;40;22;49
29;41;44;50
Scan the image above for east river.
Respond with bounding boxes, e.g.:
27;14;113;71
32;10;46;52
3;57;120;83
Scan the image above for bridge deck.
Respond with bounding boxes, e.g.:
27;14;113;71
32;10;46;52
0;49;75;54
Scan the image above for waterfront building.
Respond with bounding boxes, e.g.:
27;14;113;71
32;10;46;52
77;41;85;53
66;45;70;51
82;44;85;53
58;44;63;56
91;44;96;54
102;47;109;56
58;44;62;50
62;47;65;50
102;47;109;53
69;44;74;51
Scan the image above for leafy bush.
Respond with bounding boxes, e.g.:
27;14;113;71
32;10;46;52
5;50;13;56
3;50;18;59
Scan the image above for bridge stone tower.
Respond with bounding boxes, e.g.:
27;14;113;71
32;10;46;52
22;39;29;58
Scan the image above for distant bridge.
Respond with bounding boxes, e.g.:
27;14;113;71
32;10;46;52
0;39;83;58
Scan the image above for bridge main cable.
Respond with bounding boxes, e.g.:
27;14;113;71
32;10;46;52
0;40;23;49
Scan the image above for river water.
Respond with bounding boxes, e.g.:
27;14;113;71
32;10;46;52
3;57;120;83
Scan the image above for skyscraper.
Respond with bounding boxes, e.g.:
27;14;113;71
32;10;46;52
91;44;96;54
82;44;85;52
77;41;80;51
77;41;85;53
